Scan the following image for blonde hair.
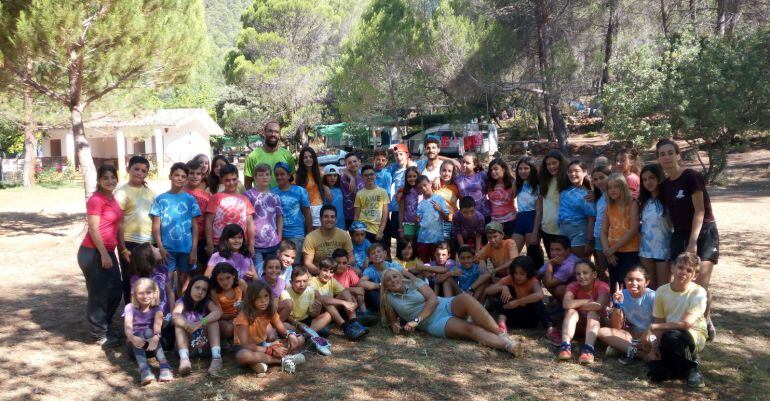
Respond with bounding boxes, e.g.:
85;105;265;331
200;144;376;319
606;173;633;213
674;252;701;273
379;268;418;325
131;278;160;308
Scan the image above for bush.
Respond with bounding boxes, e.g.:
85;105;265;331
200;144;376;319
36;166;75;188
0;180;21;189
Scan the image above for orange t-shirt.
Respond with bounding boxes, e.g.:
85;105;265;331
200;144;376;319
476;239;518;274
498;276;538;298
435;183;460;220
233;311;282;345
305;174;323;206
216;287;243;319
606;203;640;252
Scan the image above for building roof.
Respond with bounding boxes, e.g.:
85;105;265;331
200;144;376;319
49;108;224;137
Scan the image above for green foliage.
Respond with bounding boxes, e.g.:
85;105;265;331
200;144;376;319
36;164;76;188
0;118;23;155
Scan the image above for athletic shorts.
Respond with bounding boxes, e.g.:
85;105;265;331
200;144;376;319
512;210;536;236
670;221;719;264
166;251;193;273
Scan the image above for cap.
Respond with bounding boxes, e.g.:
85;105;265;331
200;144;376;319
274;162;292;174
485;221;504;234
324;164;340;175
392;143;409;154
349;221;366;232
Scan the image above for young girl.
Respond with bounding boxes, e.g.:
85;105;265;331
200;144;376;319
486;158;517;238
260;256;293;321
558;258;610;364
323;164;347;230
535;150;568;258
601;173;640;289
297;147;325;229
513;157;544;267
416;175;450;262
558;160;596;258
597;266;656;364
639;163;672;289
395;238;422;273
208;155;228;194
591;165;612;282
206;223;257;281
615;148;641;199
191;153;211;191
210;262;248;343
234;281;306;374
172;275;223;376
454;152;490;220
130;243;175;349
397;166;421;242
124;278;173;385
435;160;460;241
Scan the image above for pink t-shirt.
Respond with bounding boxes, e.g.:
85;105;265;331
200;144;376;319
566;280;610;301
333;267;360;288
488;183;517;223
82;192;123;251
206;193;255;245
625;173;640;199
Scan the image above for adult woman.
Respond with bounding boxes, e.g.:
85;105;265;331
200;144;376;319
656;139;718;340
380;269;520;355
295;147;325;228
78;165;125;347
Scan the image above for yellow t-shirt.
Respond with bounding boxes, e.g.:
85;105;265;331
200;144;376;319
286;287;315;321
653;282;708;352
309;276;345;298
541;179;560;235
302;228;354;266
114;184;156;243
354;187;389;234
435;184;460;220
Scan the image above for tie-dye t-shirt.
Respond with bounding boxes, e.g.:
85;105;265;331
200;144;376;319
271;185;310;238
244;189;283;249
340;172;364;221
115;184;156;243
455;172;490;218
149;191;202;253
206;193;255;246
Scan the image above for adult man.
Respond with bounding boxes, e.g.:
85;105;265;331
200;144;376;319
416;137;443;183
302;205;354;275
243;120;295;189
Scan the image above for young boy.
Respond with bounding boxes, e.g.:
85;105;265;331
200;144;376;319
309;259;368;339
276;240;297;283
354;164;389;247
285;266;331;335
271;162;312;264
350;221;371;271
415;175;450;263
412;242;454;293
447;245;486;301
340;152;364;228
331;248;375;314
646;252;708;388
360;243;404;312
150;162;202;295
184;158;211;272
474;222;519;285
205;164;255;257
244;163;283;272
452;196;485;252
537;235;579;301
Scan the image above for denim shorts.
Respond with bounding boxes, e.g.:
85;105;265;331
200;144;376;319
513;210;536;236
559;221;588;248
420;296;455;338
166;251;193;273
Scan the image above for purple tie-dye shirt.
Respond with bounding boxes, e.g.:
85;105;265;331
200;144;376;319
340;172;364;221
455;171;490;218
244;189;283;249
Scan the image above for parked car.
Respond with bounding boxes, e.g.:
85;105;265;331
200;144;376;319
316;148;348;166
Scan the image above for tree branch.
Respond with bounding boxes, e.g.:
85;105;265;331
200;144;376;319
7;65;68;105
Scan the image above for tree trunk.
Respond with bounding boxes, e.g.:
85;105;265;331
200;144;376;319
22;59;37;187
551;101;568;154
536;0;554;142
599;0;618;93
71;105;97;199
660;0;670;37
716;0;726;35
689;0;697;21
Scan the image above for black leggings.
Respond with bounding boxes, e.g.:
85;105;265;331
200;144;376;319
487;289;552;329
647;330;699;382
77;246;122;340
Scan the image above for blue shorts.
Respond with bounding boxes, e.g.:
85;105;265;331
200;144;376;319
513;210;536;236
420;296;455;338
559;221;588;247
166;251;193;273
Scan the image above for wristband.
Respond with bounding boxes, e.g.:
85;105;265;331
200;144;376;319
200;317;208;326
121;249;130;255
611;301;623;309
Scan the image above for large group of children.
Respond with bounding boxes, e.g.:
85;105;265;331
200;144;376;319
77;131;716;389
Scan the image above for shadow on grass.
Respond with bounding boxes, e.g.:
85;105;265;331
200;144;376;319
0;211;82;237
717;229;770;270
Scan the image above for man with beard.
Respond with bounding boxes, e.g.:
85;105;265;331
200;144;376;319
244;120;296;189
302;205;354;275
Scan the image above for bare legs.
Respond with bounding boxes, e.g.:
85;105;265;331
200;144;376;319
561;309;600;347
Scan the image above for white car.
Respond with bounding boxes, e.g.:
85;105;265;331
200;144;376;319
316;149;348;166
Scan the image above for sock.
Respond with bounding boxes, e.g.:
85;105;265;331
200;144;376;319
178;348;189;360
211;346;221;359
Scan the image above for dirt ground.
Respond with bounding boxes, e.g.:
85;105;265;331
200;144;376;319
0;150;768;401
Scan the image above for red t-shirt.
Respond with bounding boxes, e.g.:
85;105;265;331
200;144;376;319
206;192;255;245
566;280;610;301
82;191;123;251
333;267;360;288
184;187;210;238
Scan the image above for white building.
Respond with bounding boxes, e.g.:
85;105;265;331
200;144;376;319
41;108;223;177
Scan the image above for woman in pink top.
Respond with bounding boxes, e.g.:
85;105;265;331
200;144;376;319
77;165;125;348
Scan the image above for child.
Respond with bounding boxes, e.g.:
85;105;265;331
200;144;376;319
423;242;456;294
435;160;460;241
360;243;404;312
538;235;580;301
244;163;283;273
600;173;640;289
558;160;596;258
646;252;708;388
234;280;306;374
259;256;293;321
185;158;212;272
485;255;558;344
536;150;568;258
123;278;173;385
558;258;610;364
323;164;347;230
447;246;487;301
129;243;175;350
354;164;389;246
210;155;245;194
205;164;255;257
598;266;656;364
276;240;297;283
486;158;517;237
452;196;485;252
310;259;368;339
475;222;519;283
591;165;611;282
272;162;312;262
615;148;641;198
397;166;421;242
455;152;490;220
332;248;377;316
296;147;325;229
395;238;423;275
209;262;248;343
150;162;202;295
415;175;450;263
205;223;257;281
350;221;371;271
639;163;672;289
340;152;364;228
285;266;332;335
190;153;211;191
172;275;224;376
513;157;544;268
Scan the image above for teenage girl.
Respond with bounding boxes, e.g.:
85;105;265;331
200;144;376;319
260;256;294;321
322;165;347;230
558;259;610;364
591;164;612;282
639;163;673;288
130;243;175;349
513;156;544;267
124;278;172;385
191;153;211;190
615;148;641;198
210;155;245;194
234;281;306;374
535;150;568;258
297;147;325;229
395;238;423;273
172;275;223;376
558;160;595;258
486;158;517;238
435;160;460;241
600;173;640;289
455;152;490;221
210;262;248;343
397;166;421;242
205;223;257;281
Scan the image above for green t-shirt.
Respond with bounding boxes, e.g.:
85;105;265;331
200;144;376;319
243;147;296;187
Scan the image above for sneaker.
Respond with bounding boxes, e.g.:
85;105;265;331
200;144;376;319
579;345;595;365
139;367;155;386
356;311;380;327
343;322;367;340
618;344;638;365
96;336;122;349
605;346;620;358
251;363;268;374
158;368;174;382
498;321;508;334
546;328;562;347
208;357;223;376
686;368;705;388
178;358;192;376
558;343;572;361
281;353;306;374
706;319;716;342
310;336;332;356
352;321;369;338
